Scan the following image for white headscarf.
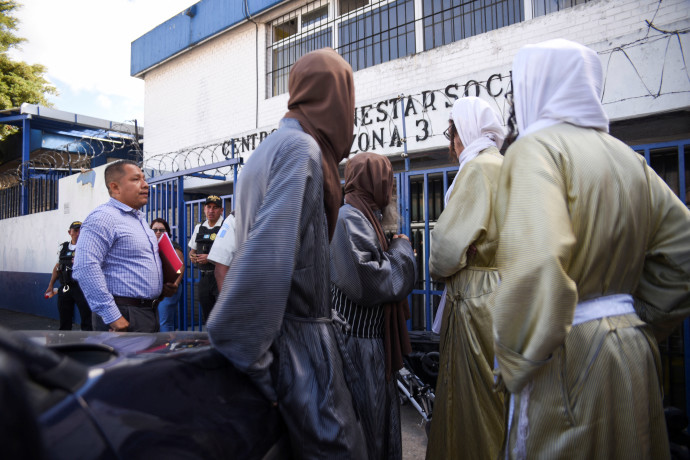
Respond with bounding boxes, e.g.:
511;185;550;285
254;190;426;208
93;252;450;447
433;97;505;334
444;97;505;204
513;38;609;138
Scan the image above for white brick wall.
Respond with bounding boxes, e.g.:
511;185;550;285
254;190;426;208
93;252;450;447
141;0;690;162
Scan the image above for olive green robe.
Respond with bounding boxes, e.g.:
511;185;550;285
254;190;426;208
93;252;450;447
491;123;690;459
426;147;505;460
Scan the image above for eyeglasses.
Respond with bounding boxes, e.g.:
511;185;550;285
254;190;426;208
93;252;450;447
444;126;452;141
152;228;166;234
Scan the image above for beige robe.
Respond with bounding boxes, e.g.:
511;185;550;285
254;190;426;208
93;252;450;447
491;123;690;459
426;147;505;460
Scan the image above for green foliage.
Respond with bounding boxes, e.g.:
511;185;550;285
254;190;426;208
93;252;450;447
0;56;57;109
0;1;24;53
0;1;58;138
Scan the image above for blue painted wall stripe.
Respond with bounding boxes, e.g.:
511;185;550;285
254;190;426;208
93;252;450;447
0;272;59;320
131;0;286;77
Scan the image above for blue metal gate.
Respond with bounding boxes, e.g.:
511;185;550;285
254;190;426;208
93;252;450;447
145;154;241;332
397;166;458;331
183;193;234;331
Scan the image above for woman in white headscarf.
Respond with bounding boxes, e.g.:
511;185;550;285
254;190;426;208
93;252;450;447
426;96;506;460
492;39;690;459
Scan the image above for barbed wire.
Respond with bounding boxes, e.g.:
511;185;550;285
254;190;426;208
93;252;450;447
0;125;142;189
144;139;241;180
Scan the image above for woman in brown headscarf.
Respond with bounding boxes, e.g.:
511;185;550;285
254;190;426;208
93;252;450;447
330;152;417;459
208;48;367;459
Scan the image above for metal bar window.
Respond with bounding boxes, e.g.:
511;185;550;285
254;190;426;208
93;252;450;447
339;0;416;72
422;0;523;51
532;0;590;18
267;0;416;96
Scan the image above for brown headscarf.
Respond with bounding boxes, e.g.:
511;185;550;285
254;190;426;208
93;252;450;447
344;152;412;381
285;48;355;241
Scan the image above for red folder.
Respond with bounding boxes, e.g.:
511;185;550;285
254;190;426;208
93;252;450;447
158;232;183;284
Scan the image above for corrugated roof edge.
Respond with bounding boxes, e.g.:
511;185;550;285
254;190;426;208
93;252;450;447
130;0;286;78
17;103;143;136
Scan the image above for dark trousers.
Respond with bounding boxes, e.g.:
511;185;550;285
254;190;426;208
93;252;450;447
198;271;218;323
93;305;160;332
93;302;159;333
57;283;93;331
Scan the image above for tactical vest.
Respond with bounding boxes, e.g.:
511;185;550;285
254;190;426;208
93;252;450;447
196;223;221;271
58;242;76;285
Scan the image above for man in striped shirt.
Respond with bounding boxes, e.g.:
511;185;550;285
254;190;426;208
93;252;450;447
74;160;175;332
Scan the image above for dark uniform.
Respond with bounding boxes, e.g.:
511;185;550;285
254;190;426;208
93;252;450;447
196;223;221;321
57;242;93;331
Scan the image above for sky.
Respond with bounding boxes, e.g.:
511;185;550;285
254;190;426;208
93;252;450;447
8;0;194;126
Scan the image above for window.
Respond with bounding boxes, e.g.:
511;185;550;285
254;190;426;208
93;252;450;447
268;0;416;96
532;0;591;18
271;27;333;96
273;18;297;40
339;0;416;72
303;5;329;28
422;0;523;51
340;0;370;15
267;0;587;96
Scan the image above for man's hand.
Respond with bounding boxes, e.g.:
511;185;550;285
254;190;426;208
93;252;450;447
393;233;410;243
162;282;179;298
109;316;130;332
194;253;209;264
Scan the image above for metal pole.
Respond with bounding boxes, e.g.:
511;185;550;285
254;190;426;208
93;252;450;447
178;176;187;331
399;94;410;172
232;139;237;211
21;118;31;215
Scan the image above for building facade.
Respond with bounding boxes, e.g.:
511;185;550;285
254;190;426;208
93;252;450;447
131;0;690;413
133;0;689;323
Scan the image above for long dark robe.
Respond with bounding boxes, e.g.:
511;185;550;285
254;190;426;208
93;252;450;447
208;118;366;459
330;204;416;460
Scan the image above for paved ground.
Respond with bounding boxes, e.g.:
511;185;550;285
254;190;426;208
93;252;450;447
401;401;429;459
0;308;430;458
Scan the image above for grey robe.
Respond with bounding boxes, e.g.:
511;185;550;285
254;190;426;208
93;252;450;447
330;204;416;460
208;118;366;459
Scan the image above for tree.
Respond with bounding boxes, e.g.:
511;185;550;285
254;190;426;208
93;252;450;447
0;1;57;137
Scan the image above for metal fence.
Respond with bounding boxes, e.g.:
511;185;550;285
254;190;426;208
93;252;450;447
0;169;72;219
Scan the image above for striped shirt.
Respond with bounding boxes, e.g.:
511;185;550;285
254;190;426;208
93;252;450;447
329;204;416;339
331;284;384;338
73;197;163;324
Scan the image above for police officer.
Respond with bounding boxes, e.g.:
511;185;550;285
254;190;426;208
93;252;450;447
44;221;93;331
189;195;224;322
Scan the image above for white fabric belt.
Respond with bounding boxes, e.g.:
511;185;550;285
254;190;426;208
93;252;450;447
572;294;635;326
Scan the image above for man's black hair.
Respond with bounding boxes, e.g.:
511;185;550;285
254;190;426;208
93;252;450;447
104;160;141;195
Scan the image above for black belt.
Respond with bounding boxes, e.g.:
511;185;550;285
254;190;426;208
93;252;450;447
200;270;215;275
113;296;159;308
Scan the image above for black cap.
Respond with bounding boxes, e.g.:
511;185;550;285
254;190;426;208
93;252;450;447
205;195;222;207
69;221;82;230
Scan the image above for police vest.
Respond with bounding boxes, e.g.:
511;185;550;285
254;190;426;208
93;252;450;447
58;242;76;285
196;223;220;271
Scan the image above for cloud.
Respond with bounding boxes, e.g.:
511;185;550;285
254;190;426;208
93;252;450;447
8;0;192;122
97;94;112;109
